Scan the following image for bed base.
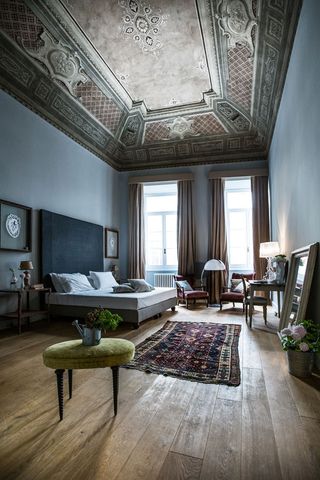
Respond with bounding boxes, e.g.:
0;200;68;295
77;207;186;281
48;297;177;328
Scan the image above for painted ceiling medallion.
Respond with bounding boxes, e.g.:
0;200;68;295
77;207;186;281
21;31;88;96
118;0;168;55
165;117;200;140
216;0;257;56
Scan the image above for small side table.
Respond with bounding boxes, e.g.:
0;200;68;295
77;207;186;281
0;288;51;334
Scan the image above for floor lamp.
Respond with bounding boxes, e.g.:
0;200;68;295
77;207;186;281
200;259;226;306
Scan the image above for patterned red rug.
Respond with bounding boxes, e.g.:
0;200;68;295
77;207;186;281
125;321;241;386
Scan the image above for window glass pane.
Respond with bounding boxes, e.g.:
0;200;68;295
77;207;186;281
165;215;177;265
146;215;162;265
146;194;177;213
227;191;251;209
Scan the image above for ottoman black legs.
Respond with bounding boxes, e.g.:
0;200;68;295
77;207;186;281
111;366;119;416
54;367;119;421
55;369;73;421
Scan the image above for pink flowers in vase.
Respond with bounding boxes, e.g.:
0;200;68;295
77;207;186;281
280;320;320;352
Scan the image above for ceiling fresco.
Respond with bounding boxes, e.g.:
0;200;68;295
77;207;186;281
0;0;301;171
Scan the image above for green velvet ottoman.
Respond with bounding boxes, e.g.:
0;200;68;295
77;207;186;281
43;338;135;421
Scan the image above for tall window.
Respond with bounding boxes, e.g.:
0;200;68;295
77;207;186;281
144;183;178;271
224;178;253;271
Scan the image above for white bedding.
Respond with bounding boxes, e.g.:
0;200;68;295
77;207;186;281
49;287;176;310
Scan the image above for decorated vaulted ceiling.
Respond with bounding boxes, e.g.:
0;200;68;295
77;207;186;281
0;0;301;170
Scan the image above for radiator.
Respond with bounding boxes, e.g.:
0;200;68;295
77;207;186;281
154;273;175;288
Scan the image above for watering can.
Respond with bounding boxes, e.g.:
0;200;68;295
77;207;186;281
72;320;101;346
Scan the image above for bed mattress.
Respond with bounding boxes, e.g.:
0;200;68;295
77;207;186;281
49;287;176;311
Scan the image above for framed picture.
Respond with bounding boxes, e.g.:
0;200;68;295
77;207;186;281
105;228;119;259
0;199;32;252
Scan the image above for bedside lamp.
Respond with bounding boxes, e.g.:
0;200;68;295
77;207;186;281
19;261;34;289
259;242;280;281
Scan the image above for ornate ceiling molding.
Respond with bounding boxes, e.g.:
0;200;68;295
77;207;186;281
216;0;257;56
0;0;302;170
21;30;88;97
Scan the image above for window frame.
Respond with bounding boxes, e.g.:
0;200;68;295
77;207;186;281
144;185;178;271
224;178;253;271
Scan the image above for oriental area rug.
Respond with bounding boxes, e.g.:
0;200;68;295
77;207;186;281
125;321;241;386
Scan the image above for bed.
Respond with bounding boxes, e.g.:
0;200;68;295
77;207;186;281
41;210;177;327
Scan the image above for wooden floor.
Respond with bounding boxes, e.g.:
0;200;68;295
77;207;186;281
1;306;320;480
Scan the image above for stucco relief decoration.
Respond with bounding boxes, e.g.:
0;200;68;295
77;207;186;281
216;0;257;56
118;0;168;55
21;31;88;97
165;117;200;140
120;115;142;146
217;102;250;131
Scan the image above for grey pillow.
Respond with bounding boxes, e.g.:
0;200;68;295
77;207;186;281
128;279;155;292
112;284;135;293
176;280;193;291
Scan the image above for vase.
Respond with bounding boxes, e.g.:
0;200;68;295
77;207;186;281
286;350;314;377
10;272;17;289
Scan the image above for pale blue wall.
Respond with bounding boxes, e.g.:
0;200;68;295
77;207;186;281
0;90;120;316
269;0;320;323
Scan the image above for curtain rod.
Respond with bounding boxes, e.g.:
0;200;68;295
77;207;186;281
129;173;194;184
208;168;268;179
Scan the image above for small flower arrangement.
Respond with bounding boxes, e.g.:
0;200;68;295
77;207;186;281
85;307;123;332
280;320;320;352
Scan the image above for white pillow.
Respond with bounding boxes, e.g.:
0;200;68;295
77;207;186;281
50;273;67;293
89;271;119;289
51;273;94;293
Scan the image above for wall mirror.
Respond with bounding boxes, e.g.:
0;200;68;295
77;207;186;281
279;242;319;331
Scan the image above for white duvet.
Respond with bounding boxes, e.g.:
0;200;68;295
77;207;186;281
49;287;176;310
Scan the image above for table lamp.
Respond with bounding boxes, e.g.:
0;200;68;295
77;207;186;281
259;242;280;281
19;261;34;289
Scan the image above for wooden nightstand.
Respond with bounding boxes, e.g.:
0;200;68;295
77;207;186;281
0;288;51;334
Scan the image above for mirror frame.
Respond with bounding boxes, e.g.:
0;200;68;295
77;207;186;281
279;242;319;331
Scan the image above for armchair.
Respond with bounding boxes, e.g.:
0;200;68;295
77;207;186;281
174;275;209;309
219;273;255;311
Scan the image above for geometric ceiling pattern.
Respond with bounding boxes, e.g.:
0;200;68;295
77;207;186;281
0;0;301;171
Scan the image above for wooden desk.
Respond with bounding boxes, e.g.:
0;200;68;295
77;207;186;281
0;288;51;334
248;281;285;325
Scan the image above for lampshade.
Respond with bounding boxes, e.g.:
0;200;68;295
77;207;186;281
203;259;226;271
259;242;280;258
19;261;34;270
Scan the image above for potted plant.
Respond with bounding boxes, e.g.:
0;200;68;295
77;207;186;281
280;320;320;377
72;307;123;346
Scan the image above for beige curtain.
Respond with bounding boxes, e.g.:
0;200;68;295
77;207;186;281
128;183;145;279
251;176;270;280
177;180;196;276
209;178;228;304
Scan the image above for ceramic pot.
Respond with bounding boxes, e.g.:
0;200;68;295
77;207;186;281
286;350;314;377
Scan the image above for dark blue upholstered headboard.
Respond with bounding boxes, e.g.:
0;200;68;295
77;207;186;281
40;209;104;280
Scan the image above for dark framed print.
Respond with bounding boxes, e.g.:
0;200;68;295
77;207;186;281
105;228;119;259
0;199;32;252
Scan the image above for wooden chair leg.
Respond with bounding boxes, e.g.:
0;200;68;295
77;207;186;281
233;302;235;308
111;366;119;416
263;305;267;324
220;302;222;310
68;369;73;399
55;369;65;421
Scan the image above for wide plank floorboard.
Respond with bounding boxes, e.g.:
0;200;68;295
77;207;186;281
1;306;319;479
